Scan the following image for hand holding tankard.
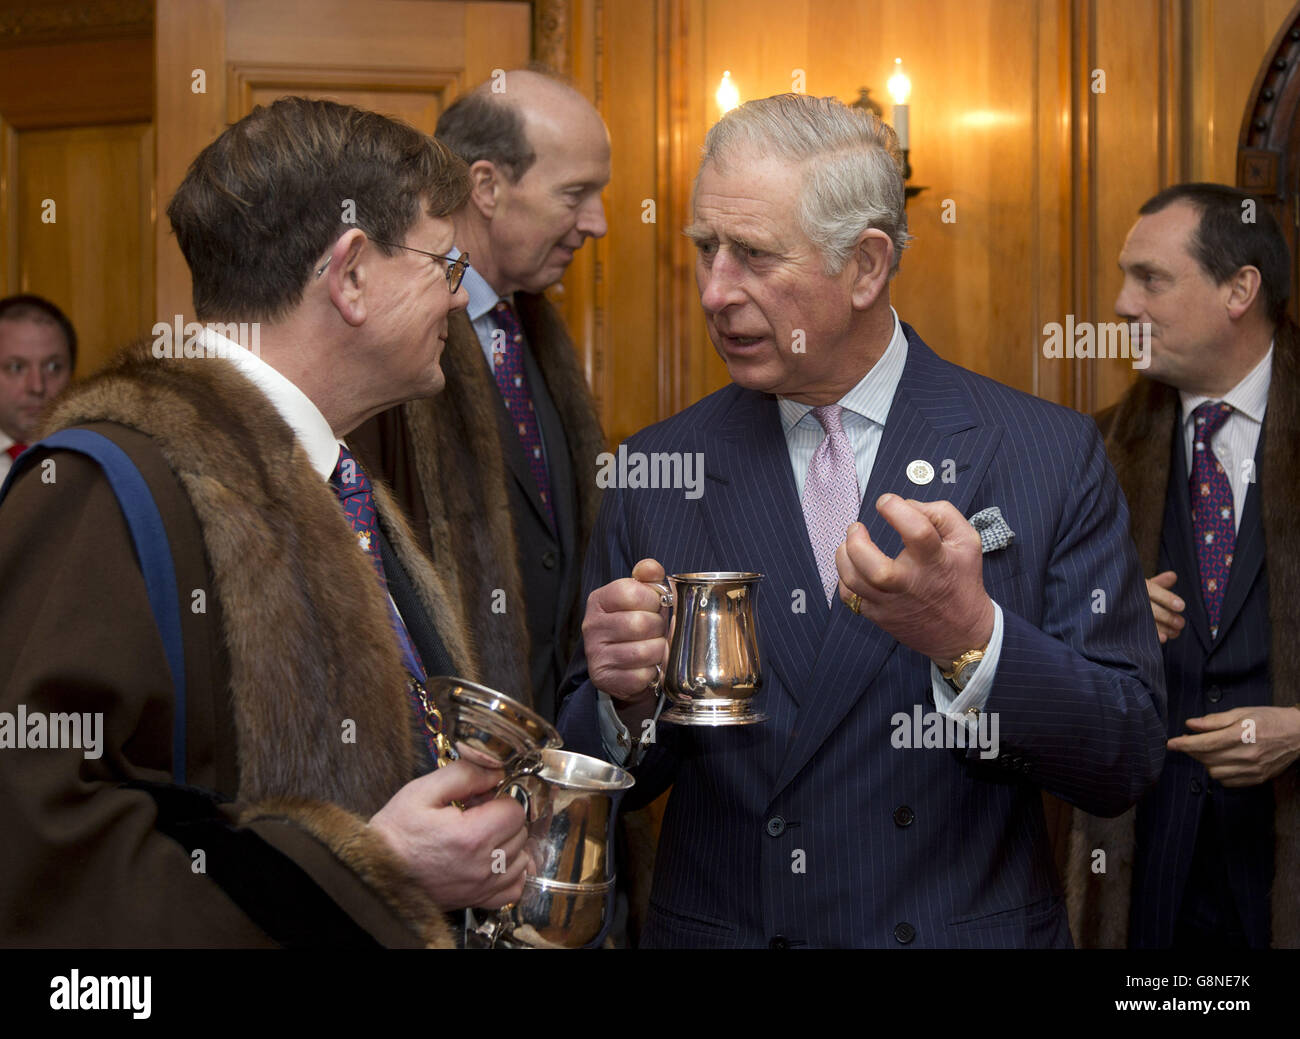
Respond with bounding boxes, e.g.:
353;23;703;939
582;557;673;711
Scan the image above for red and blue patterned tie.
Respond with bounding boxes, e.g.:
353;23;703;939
1189;402;1235;639
330;446;439;761
491;300;555;527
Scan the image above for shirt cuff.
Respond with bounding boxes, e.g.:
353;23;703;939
930;600;1004;719
597;690;634;766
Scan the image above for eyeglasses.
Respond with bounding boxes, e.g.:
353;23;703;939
314;239;470;293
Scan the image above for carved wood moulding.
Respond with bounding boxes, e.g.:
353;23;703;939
226;64;461;125
533;0;571;76
1237;4;1300;199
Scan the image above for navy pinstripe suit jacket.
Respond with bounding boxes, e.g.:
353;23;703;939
558;325;1167;948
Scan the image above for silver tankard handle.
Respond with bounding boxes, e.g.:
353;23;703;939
633;579;674;764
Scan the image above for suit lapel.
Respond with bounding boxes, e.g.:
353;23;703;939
771;331;1001;798
699;391;826;703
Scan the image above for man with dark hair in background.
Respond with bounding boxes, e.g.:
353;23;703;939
0;294;76;482
0;97;529;946
351;68;609;722
1070;183;1300;948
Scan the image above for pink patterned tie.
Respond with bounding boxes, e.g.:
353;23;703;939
802;405;861;606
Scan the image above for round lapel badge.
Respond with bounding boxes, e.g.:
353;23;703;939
906;459;934;486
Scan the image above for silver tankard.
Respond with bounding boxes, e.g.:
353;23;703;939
469;748;634;949
647;571;766;726
421;676;560;772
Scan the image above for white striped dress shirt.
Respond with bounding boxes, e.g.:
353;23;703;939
1178;344;1273;532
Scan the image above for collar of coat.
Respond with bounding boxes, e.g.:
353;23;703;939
1070;318;1300;948
40;339;479;816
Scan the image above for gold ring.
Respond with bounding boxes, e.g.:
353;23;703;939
847;592;861;615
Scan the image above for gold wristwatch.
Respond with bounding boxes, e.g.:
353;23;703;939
941;647;986;691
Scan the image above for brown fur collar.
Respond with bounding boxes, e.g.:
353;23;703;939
1069;321;1300;948
400;293;605;704
41;340;479;945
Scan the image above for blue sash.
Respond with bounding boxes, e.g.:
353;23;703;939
0;430;187;782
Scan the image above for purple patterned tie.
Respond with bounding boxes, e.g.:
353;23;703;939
330;446;439;762
802;405;861;606
1189;402;1235;638
492;300;555;527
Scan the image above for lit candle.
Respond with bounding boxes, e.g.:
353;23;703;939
887;57;911;150
716;70;740;115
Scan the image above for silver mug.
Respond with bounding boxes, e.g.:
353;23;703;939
470;748;634;949
647;571;766;726
421;676;560;773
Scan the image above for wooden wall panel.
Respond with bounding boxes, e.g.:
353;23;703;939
466;2;534;89
14;123;153;377
0;36;152;130
0;4;154;378
154;0;227;329
225;0;470;68
1090;0;1169;410
598;0;659;448
1190;0;1296;185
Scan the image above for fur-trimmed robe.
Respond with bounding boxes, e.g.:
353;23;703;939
352;292;606;709
1067;322;1300;948
0;340;477;947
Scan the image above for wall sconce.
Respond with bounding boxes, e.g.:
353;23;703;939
716;70;740;115
852;58;925;203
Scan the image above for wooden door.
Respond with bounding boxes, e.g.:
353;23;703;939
0;1;154;378
155;0;533;323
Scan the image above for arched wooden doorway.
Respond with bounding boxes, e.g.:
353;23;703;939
1238;2;1300;320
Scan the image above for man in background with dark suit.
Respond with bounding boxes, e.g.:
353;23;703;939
352;69;609;720
1070;184;1300;948
558;93;1165;948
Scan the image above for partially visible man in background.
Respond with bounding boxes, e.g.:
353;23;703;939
1070;183;1300;949
0;294;75;481
352;68;609;721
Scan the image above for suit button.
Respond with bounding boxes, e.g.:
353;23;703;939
541;550;557;570
893;805;915;827
769;935;790;950
765;816;786;837
894;922;916;944
1190;778;1203;794
1206;685;1222;703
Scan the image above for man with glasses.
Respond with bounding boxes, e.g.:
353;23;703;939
352;68;610;723
0;97;528;947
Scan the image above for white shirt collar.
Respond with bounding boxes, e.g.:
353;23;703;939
1179;341;1273;428
779;307;909;433
449;246;504;323
200;327;340;480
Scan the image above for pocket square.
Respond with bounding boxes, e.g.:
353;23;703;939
969;506;1015;553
